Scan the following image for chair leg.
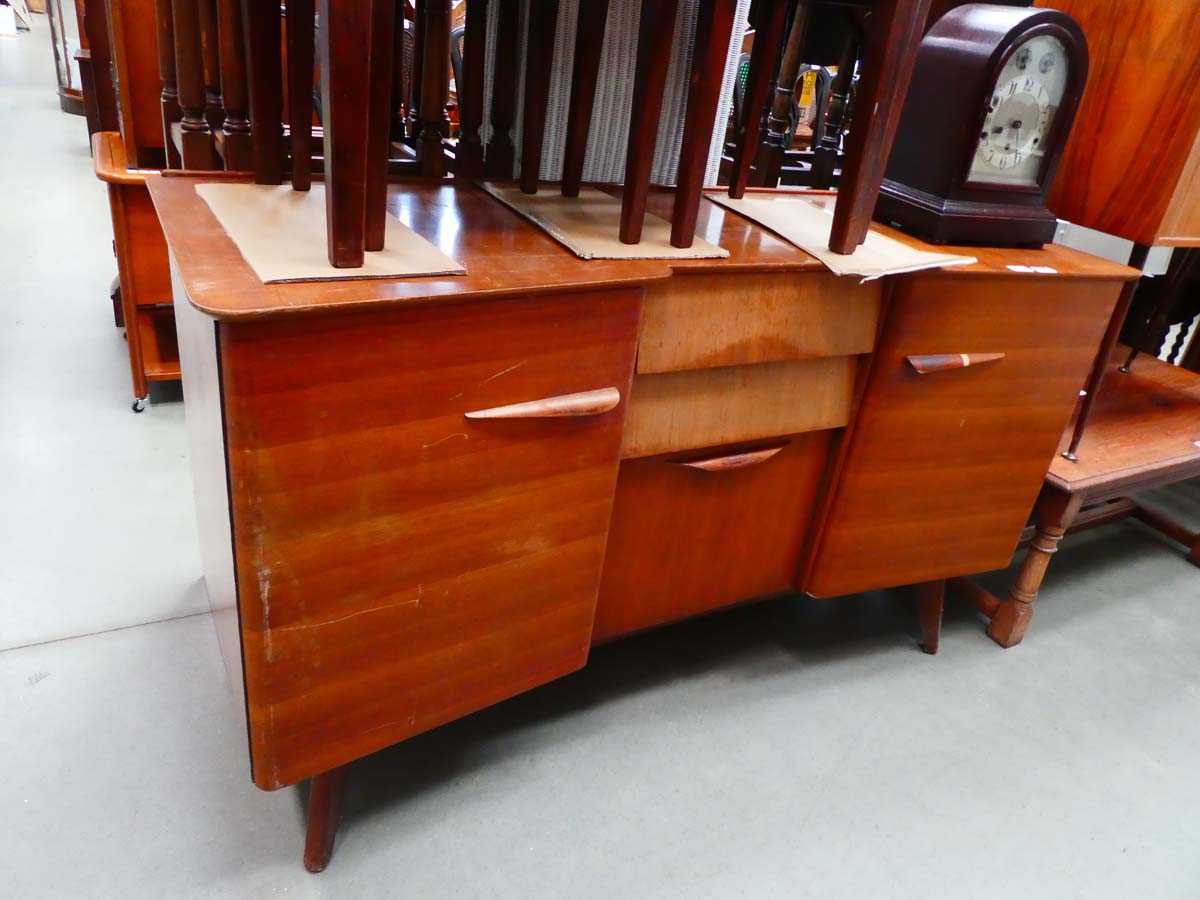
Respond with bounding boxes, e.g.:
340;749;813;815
303;766;349;873
987;488;1083;648
914;579;944;655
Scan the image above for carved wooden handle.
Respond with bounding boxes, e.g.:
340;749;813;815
906;353;1006;374
464;387;621;420
677;445;785;472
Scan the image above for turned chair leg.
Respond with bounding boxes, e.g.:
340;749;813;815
303;766;349;873
987;489;1083;648
914;579;944;654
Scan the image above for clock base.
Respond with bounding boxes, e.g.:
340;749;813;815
875;179;1059;248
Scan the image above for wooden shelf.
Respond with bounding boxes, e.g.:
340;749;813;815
136;305;181;381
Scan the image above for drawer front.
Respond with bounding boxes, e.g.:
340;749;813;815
621;357;855;458
219;291;640;788
595;432;834;641
804;276;1121;597
638;271;881;374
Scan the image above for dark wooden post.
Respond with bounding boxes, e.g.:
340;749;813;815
827;0;931;254
727;0;794;198
417;0;450;176
171;0;218;168
153;0;183;166
302;767;348;873
365;0;397;249
199;0;225;134
484;0;520;177
560;0;610;197
619;0;681;243
670;0;737;247
456;0;488;177
318;0;374;266
810;33;856;188
242;0;284;183
750;0;808;188
519;0;560;193
285;0;314;189
83;0;120;134
216;0;252;170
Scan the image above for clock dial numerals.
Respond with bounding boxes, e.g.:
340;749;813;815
968;34;1068;187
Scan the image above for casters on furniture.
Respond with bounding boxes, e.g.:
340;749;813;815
303;766;348;873
914;579;945;654
131;397;148;413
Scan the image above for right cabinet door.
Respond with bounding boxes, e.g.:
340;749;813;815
804;274;1120;598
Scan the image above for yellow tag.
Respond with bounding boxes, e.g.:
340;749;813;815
798;71;817;108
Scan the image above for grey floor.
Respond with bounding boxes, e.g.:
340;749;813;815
4;19;1200;900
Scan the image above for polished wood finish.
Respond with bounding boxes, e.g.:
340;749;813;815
829;0;930;254
621;357;854;459
152;0;183;165
80;0;119;134
456;0;488;177
637;271;881;374
594;432;833;641
519;0;560;193
728;0;794;198
619;0;681;243
465;387;621;419
670;0;736;247
242;0;284;183
198;0;224;133
171;0;218;167
914;579;944;654
215;0;252;170
365;0;397;250
211;291;639;788
561;0;610;198
109;0;171;167
484;0;520;177
906;352;1005;374
94;133;179;401
804;274;1122;598
286;0;315;190
303;767;348;873
317;0;373;266
676;444;785;472
1036;0;1200;247
416;0;450;176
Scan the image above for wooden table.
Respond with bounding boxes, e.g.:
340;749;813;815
958;351;1200;647
148;174;1136;870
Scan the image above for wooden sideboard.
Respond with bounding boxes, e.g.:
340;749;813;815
149;175;1136;867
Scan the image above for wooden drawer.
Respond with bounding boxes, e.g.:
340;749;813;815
595;431;834;641
621;357;855;458
218;291;641;788
637;271;882;374
803;275;1122;598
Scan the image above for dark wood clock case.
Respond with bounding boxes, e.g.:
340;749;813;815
874;4;1088;246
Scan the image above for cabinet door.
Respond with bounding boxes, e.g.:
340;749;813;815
804;275;1120;598
219;291;639;788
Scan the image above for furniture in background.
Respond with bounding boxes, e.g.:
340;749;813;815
47;0;86;115
956;0;1200;645
150;171;1134;871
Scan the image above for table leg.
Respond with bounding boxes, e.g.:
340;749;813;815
987;488;1083;648
914;579;944;655
303;765;349;873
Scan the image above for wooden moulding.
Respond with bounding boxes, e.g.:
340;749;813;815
637;271;882;374
620;357;856;459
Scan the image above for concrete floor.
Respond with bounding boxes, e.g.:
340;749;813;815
3;18;1200;900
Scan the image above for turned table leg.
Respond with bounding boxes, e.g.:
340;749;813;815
914;579;944;655
987;489;1083;648
303;766;349;873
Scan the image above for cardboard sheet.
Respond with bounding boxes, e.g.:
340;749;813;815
706;192;976;281
478;182;729;260
195;183;466;283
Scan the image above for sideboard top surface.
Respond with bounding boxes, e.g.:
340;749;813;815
147;177;1139;321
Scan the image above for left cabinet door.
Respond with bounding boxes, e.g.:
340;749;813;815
218;291;641;789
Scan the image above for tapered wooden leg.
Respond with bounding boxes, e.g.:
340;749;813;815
365;0;397;250
286;0;315;190
914;579;944;655
669;0;736;246
727;0;793;199
619;0;681;243
561;0;610;197
987;488;1083;648
303;766;348;873
519;0;559;193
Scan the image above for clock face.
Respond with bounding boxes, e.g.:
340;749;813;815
967;34;1069;188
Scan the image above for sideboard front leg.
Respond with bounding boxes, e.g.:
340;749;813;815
987;488;1083;648
303;766;349;873
914;579;945;654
